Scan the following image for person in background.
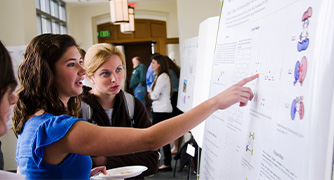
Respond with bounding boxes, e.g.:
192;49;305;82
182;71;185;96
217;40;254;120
12;34;257;179
165;56;184;155
146;61;155;93
82;43;159;179
0;41;18;171
129;56;146;106
79;48;92;88
149;53;173;171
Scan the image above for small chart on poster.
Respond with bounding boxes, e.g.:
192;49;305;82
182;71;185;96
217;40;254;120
200;0;334;179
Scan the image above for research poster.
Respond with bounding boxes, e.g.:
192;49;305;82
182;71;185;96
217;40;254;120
200;0;334;179
177;37;198;112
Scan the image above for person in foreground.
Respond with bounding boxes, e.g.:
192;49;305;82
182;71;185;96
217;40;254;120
81;43;159;179
0;40;18;171
0;41;25;179
13;34;106;179
13;34;258;179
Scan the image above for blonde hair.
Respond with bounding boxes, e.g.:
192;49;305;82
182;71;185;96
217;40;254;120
84;43;126;78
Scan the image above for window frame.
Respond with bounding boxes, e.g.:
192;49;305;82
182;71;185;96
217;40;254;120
36;0;67;34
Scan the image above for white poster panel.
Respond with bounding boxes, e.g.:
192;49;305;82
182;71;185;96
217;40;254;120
200;0;334;179
177;37;198;112
191;16;219;148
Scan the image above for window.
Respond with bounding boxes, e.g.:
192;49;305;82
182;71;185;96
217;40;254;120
36;0;67;34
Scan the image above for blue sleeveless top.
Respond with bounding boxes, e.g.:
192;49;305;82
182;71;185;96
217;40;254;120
16;113;92;179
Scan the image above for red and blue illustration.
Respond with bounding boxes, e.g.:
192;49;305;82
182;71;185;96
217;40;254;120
291;96;304;120
294;56;307;86
297;7;312;52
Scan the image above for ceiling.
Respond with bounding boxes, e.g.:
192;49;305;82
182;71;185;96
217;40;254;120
62;0;174;5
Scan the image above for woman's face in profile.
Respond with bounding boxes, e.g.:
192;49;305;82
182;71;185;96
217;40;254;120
0;87;17;136
152;59;160;73
54;46;86;103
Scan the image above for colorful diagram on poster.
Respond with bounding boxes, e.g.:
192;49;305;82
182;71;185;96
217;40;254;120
297;7;312;52
218;71;225;81
291;96;305;120
183;79;187;93
264;71;275;81
294;56;307;85
246;132;255;155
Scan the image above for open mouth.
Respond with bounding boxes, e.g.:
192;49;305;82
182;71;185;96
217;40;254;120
75;80;83;86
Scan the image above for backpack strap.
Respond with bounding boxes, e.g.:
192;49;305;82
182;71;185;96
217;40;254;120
81;101;93;121
123;91;135;127
82;92;135;127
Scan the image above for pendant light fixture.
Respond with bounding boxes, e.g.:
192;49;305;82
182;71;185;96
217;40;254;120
120;6;135;33
109;0;129;24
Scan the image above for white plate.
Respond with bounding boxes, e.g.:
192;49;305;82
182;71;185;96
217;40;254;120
91;165;148;179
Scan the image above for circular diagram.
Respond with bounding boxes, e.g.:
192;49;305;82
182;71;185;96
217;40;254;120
294;56;307;86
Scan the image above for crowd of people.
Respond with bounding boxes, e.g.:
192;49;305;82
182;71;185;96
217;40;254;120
0;34;258;179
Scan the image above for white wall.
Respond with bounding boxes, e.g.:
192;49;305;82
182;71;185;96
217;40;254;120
66;3;110;50
0;0;37;46
177;0;221;57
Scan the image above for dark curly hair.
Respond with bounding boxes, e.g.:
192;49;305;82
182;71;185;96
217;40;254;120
12;34;82;134
0;41;17;102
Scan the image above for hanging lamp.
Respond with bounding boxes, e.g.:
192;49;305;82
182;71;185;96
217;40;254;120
120;6;135;33
109;0;129;24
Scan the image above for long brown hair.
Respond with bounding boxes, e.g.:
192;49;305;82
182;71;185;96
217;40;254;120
0;41;17;101
150;53;172;97
12;34;81;134
165;55;180;78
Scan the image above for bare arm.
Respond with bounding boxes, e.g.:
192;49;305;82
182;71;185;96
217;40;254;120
44;74;258;164
143;74;258;148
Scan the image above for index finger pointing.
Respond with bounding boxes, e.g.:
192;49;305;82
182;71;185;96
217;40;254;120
236;74;259;86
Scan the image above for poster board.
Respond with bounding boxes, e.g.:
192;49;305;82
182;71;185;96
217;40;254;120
177;17;219;147
200;0;334;179
177;37;198;112
190;16;219;148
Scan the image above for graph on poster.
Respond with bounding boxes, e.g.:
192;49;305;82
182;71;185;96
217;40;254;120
200;0;334;179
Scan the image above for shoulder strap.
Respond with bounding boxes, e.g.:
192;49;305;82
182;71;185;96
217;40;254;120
82;93;135;126
81;101;93;121
123;91;135;127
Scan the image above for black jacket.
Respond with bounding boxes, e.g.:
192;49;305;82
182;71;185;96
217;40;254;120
81;86;159;179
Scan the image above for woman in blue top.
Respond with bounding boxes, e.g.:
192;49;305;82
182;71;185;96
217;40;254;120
12;34;258;179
